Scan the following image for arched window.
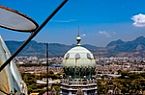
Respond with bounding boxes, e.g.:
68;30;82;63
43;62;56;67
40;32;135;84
87;53;92;60
75;53;80;60
65;53;69;59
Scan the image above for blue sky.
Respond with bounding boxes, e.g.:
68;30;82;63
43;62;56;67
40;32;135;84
1;0;145;46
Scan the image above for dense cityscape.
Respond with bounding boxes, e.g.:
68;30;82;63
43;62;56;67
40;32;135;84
15;54;145;95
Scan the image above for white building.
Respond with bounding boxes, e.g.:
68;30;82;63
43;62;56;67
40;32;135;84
60;35;97;95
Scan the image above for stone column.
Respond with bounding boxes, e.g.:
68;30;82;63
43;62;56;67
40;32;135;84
68;91;72;95
84;91;87;95
60;90;63;95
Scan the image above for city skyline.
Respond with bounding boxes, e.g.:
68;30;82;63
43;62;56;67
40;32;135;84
1;0;145;46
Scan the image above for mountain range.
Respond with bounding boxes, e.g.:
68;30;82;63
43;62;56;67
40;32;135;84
5;41;97;57
5;36;145;57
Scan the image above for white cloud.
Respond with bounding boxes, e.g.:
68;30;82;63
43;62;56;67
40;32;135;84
132;13;145;27
81;33;86;37
98;30;111;38
52;19;77;23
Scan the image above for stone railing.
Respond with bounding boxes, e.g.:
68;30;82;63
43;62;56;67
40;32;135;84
61;79;97;85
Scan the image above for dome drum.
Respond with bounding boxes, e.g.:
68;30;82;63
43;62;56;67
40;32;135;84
63;66;95;79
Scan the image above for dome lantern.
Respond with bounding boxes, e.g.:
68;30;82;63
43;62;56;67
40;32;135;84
76;27;81;46
76;34;81;46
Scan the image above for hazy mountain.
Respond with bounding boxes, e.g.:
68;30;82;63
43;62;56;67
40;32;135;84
106;36;145;56
107;39;124;49
5;41;97;57
5;36;145;57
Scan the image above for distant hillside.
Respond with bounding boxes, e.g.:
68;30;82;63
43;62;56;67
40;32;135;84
106;36;145;57
5;41;97;57
5;36;145;57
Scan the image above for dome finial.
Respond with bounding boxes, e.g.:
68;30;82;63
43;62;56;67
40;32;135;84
76;26;81;46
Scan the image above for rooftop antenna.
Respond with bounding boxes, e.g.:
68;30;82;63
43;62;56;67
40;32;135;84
46;43;49;95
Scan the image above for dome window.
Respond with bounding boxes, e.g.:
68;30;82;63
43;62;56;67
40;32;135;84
75;53;80;60
87;53;92;60
65;53;70;59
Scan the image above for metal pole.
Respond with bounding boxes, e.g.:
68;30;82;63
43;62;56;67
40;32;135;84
46;43;49;95
0;0;68;72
